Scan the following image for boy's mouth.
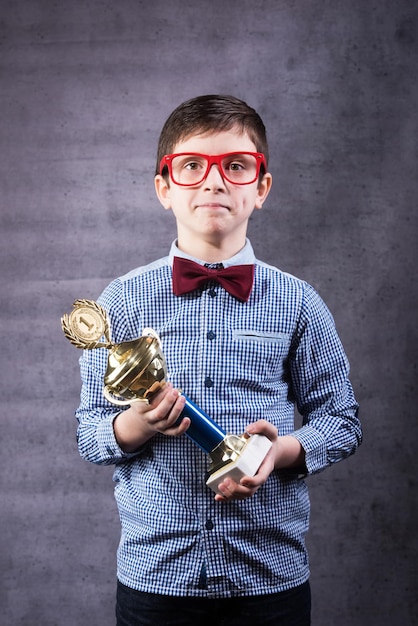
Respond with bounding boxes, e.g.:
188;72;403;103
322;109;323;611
196;202;229;211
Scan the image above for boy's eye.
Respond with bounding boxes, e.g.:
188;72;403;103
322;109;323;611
228;161;245;171
223;157;248;171
175;156;206;171
184;160;203;171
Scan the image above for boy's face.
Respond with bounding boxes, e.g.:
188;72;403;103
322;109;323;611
154;128;272;258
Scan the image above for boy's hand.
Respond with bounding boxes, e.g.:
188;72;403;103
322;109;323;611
113;383;189;453
214;420;305;502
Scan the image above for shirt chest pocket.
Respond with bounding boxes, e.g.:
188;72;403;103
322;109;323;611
231;329;291;383
232;330;290;344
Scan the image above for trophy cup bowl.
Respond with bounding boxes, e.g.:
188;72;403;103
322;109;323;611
103;335;167;404
61;299;272;494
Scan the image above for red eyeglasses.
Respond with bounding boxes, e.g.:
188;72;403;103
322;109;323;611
159;152;267;186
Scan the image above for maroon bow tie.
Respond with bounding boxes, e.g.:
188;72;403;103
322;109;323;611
172;256;254;302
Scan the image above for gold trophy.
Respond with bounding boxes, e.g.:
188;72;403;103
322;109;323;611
61;299;272;494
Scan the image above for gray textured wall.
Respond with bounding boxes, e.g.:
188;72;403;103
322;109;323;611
1;1;417;624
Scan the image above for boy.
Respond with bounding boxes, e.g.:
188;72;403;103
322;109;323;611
75;95;362;625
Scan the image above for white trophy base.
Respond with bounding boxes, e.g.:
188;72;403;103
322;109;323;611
206;434;273;495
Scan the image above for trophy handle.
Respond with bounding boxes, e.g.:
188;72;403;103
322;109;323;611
103;385;149;406
142;327;162;345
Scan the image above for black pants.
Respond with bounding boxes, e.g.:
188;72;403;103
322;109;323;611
116;580;311;626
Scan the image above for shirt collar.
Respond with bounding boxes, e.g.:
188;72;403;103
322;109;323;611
168;239;255;268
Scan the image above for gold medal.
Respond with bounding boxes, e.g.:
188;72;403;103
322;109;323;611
61;299;112;349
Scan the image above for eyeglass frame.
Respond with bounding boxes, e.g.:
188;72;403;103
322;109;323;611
159;152;267;186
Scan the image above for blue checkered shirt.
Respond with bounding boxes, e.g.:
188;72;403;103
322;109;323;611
76;240;361;597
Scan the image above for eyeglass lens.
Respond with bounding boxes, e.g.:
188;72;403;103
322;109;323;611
170;154;260;185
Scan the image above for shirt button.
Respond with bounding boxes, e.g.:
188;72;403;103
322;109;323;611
204;377;214;388
205;520;214;530
208;289;217;298
207;331;216;341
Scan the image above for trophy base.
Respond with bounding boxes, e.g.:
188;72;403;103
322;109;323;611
206;434;272;495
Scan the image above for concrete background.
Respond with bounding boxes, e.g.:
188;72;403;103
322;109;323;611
1;1;417;624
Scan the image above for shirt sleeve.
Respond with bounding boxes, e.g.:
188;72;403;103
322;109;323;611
289;283;362;475
75;279;142;465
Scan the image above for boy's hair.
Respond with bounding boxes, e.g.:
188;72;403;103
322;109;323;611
156;95;269;177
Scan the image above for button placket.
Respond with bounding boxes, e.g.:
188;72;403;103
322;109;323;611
199;281;223;416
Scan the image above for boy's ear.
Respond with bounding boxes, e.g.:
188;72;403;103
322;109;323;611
155;175;172;210
255;172;273;209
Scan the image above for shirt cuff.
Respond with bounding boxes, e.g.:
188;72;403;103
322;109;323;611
96;412;142;463
291;425;328;475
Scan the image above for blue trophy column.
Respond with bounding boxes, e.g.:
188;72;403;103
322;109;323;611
180;395;225;453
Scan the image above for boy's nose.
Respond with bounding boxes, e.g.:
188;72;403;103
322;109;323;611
204;163;226;189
